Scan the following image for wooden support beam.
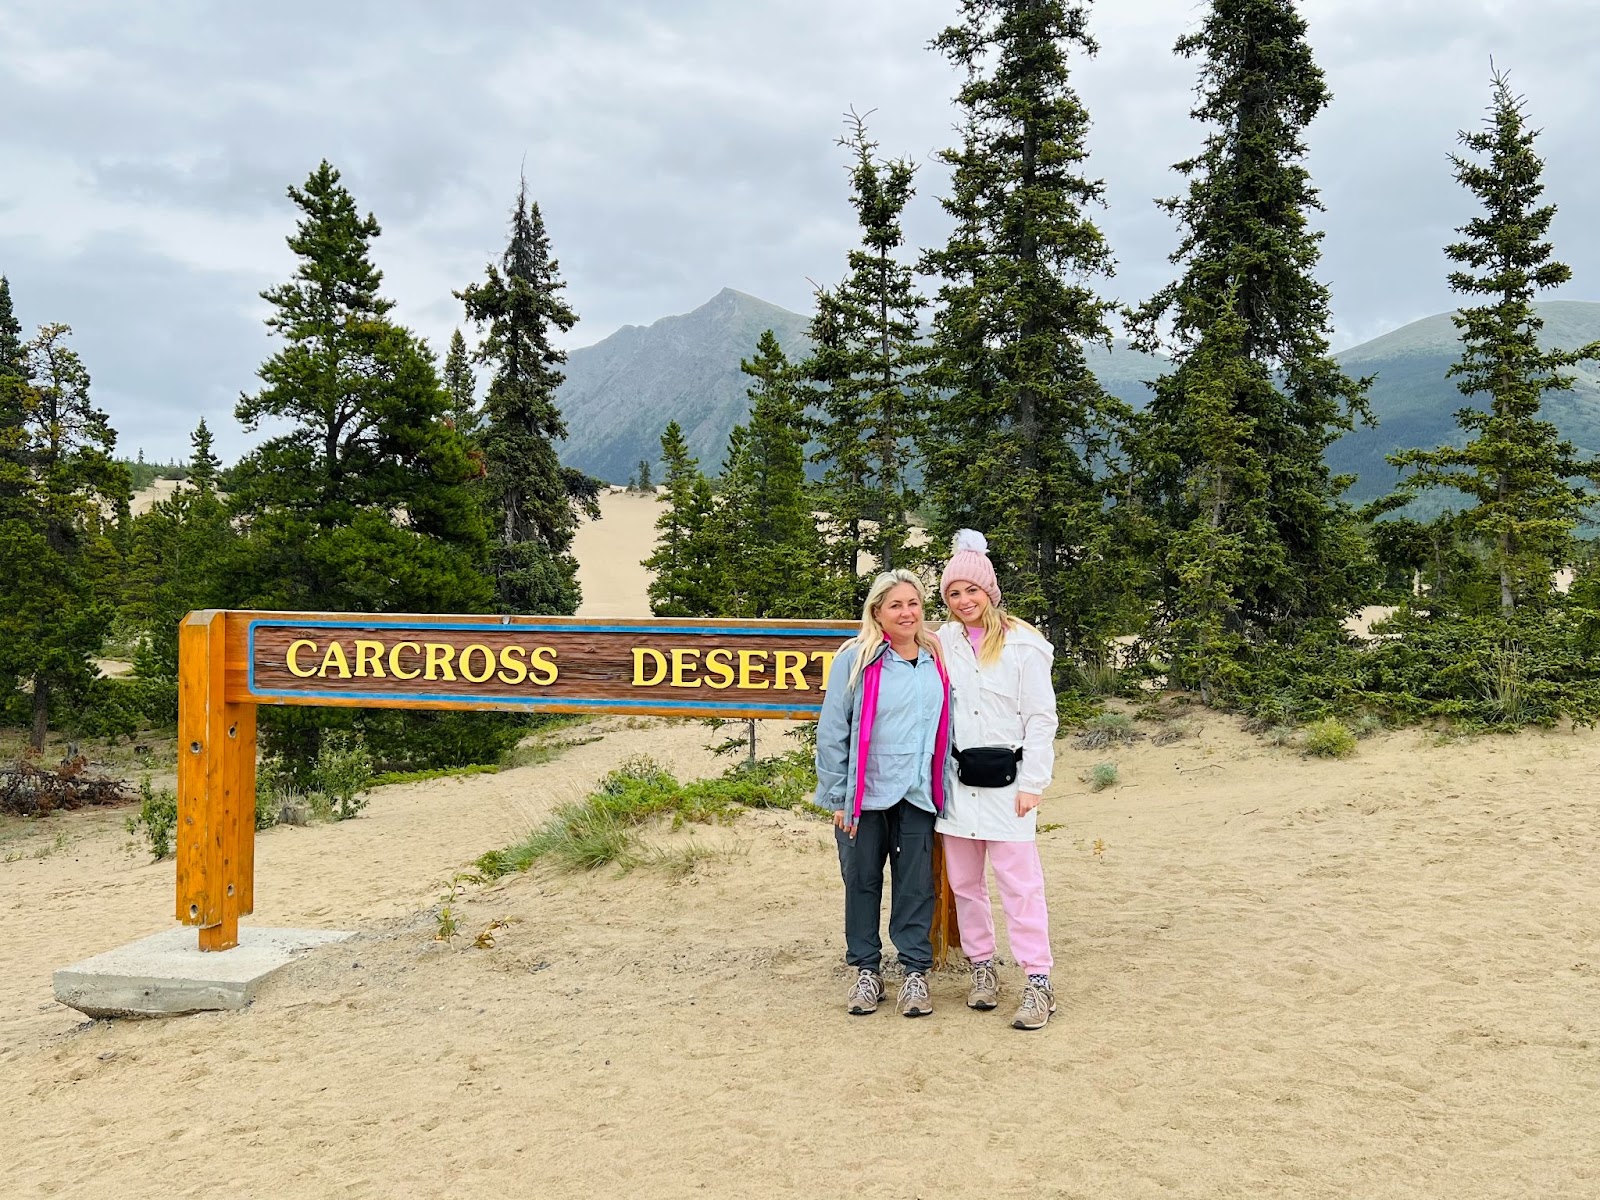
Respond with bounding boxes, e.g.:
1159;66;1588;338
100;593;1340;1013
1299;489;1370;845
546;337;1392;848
177;611;253;951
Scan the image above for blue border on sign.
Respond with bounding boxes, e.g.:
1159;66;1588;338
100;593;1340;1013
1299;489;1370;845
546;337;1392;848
244;617;838;716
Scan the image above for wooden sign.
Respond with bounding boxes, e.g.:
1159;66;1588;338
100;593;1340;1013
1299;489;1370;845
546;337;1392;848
180;610;857;953
238;614;856;720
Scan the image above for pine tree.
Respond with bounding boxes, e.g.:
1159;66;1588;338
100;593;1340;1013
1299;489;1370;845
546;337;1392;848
442;329;479;438
1389;71;1600;615
1124;0;1374;699
125;418;233;677
0;324;130;747
230;160;491;617
0;277;25;378
633;458;653;492
808;111;929;588
709;333;834;618
921;0;1127;659
457;177;599;615
644;421;720;616
188;416;220;490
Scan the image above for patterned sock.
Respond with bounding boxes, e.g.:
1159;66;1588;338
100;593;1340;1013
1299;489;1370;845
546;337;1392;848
970;958;993;970
1027;972;1051;990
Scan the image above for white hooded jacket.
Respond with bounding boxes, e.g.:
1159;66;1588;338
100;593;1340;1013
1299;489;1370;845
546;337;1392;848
934;620;1059;842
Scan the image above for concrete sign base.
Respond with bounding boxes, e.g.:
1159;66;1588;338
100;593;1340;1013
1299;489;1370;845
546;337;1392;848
54;926;354;1019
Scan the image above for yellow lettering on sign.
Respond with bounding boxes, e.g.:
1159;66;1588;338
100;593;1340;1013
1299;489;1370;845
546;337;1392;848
353;640;386;679
529;646;559;685
632;647;666;687
459;644;495;684
811;650;837;690
425;643;456;681
389;641;421;681
703;648;734;690
318;641;351;679
774;650;808;691
286;639;318;678
738;650;770;690
497;645;528;685
671;648;701;688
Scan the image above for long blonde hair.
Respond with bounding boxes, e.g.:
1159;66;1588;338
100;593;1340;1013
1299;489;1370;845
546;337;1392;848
846;570;941;691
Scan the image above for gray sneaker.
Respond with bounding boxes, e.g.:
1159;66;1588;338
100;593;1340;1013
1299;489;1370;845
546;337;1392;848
1012;979;1056;1030
897;971;933;1017
967;961;1000;1010
846;969;884;1015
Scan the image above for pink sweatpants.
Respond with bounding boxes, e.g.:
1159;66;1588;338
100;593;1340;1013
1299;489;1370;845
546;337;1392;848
942;836;1053;974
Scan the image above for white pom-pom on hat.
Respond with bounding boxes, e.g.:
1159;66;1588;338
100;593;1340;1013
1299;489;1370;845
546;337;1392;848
952;528;988;555
941;528;1001;606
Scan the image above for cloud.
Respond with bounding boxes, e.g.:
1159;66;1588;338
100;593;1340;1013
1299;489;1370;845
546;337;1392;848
2;0;1597;459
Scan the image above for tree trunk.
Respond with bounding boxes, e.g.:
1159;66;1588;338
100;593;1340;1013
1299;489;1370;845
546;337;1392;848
30;678;49;752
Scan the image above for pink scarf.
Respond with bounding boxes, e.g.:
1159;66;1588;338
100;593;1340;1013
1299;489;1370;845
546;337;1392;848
851;637;951;822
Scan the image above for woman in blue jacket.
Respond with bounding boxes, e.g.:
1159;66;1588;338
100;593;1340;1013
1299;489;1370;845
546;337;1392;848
814;569;952;1018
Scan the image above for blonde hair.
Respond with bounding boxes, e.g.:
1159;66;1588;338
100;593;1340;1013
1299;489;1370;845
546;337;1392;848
846;569;941;691
945;583;1041;668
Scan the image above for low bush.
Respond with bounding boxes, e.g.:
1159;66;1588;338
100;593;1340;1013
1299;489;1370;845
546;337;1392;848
1086;761;1119;792
126;776;178;860
1302;718;1357;759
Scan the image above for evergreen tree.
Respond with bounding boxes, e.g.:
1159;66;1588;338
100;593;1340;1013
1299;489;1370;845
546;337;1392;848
442;328;479;438
124;418;234;677
1125;0;1374;699
808;111;929;589
633;458;653;492
921;0;1128;659
0;277;25;377
457;176;599;615
0;324;130;747
1389;71;1600;615
709;333;835;618
230;161;489;618
188;416;220;490
644;421;720;616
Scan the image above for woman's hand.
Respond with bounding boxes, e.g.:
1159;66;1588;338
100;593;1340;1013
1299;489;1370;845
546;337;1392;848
1015;791;1041;818
833;809;858;838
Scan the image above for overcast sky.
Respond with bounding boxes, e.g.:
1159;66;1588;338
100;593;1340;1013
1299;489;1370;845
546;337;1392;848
3;0;1597;462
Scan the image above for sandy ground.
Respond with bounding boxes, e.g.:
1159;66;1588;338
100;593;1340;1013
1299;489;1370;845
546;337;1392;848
4;712;1598;1198
573;489;659;617
3;484;1595;1197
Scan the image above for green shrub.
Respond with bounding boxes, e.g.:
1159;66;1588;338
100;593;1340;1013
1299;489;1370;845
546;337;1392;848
1075;711;1138;750
311;732;373;821
125;776;178;860
1302;718;1357;758
1086;762;1119;792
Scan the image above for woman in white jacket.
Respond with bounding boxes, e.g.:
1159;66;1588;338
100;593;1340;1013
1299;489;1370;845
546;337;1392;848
935;530;1060;1030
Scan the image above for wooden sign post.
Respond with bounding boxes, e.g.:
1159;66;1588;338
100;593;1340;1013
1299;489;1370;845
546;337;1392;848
176;610;855;952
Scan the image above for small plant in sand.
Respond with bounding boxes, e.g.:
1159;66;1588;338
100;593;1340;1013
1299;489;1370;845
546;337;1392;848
1302;718;1357;759
311;732;373;820
1086;762;1119;792
1074;712;1140;751
125;776;178;861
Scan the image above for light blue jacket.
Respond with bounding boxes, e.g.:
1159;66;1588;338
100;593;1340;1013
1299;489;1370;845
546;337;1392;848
814;640;951;817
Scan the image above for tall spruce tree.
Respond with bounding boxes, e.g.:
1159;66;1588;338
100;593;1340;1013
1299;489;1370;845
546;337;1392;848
230;161;490;617
921;0;1128;659
457;177;599;615
0;277;24;377
188;416;220;490
710;332;835;618
644;421;720;616
808;112;929;589
1388;71;1600;615
442;329;479;438
1126;0;1374;699
0;324;130;747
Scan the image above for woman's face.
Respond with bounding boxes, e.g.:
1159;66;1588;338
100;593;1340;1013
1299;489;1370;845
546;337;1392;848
945;580;990;627
876;582;924;641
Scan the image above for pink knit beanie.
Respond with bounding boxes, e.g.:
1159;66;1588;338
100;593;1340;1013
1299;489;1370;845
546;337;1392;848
940;529;1001;606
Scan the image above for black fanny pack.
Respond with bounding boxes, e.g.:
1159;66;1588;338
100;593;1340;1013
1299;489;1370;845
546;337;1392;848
953;743;1024;789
